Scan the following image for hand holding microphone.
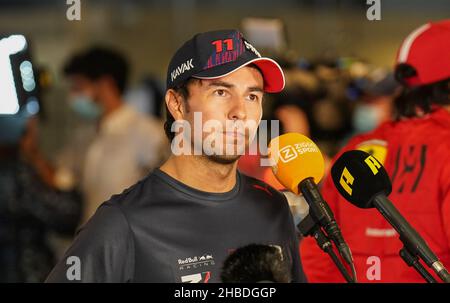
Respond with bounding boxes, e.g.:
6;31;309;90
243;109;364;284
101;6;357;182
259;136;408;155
268;133;356;282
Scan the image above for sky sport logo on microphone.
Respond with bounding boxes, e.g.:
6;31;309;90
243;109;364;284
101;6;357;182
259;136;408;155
279;146;297;163
279;142;320;163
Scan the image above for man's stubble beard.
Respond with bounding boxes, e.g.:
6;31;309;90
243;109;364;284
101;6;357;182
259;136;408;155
206;154;242;165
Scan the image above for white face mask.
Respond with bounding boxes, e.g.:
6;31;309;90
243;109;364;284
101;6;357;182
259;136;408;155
70;95;103;120
353;104;381;133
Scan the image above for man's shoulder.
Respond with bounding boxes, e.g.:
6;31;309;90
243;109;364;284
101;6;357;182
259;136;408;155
240;172;288;204
103;170;162;209
83;171;163;232
75;200;131;247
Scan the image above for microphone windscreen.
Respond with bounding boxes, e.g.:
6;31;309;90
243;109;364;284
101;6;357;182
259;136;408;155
268;133;324;194
331;150;392;208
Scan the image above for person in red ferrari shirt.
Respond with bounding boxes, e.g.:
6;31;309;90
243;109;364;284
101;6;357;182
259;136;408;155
301;19;450;283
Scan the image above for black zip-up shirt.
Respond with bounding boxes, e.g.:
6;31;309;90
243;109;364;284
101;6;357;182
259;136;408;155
46;168;306;283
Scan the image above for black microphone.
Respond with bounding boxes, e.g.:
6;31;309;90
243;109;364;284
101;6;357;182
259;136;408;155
331;150;450;283
282;191;356;283
299;178;354;267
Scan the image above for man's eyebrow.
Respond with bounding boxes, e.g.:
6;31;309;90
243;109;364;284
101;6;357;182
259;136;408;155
247;86;264;93
207;81;234;88
207;81;264;93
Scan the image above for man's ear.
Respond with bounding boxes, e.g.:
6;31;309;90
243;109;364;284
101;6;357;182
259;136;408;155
165;89;186;120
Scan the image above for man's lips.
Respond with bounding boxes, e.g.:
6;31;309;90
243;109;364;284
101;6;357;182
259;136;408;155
223;131;246;139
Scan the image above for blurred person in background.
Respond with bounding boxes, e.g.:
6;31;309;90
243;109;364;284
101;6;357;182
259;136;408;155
352;70;399;135
0;109;81;282
56;47;168;225
125;75;165;119
300;20;450;282
308;59;355;157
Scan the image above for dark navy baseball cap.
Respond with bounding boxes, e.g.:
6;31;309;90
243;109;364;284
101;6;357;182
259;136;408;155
166;29;285;93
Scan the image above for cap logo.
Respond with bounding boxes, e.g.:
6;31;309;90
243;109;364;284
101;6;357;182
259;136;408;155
244;40;261;58
205;36;243;69
171;58;194;82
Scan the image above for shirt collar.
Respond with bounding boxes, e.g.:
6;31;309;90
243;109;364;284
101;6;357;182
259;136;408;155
152;168;242;202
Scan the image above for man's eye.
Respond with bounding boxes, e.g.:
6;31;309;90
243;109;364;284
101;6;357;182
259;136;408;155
214;89;227;97
248;94;259;102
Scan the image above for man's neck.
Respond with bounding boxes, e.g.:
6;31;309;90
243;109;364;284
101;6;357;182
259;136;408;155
160;155;238;193
101;96;124;120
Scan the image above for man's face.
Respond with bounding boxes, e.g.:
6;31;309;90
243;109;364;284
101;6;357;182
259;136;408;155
67;75;100;104
178;66;264;164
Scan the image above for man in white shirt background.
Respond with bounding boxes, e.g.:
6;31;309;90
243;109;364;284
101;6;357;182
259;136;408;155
55;47;168;225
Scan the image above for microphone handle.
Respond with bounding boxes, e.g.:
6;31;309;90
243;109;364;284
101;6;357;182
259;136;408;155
299;178;334;224
299;178;354;266
373;195;450;282
372;195;438;265
298;221;355;283
297;213;317;237
399;247;437;283
312;227;355;283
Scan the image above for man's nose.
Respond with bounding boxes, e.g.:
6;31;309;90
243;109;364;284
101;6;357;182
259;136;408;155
227;97;247;121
